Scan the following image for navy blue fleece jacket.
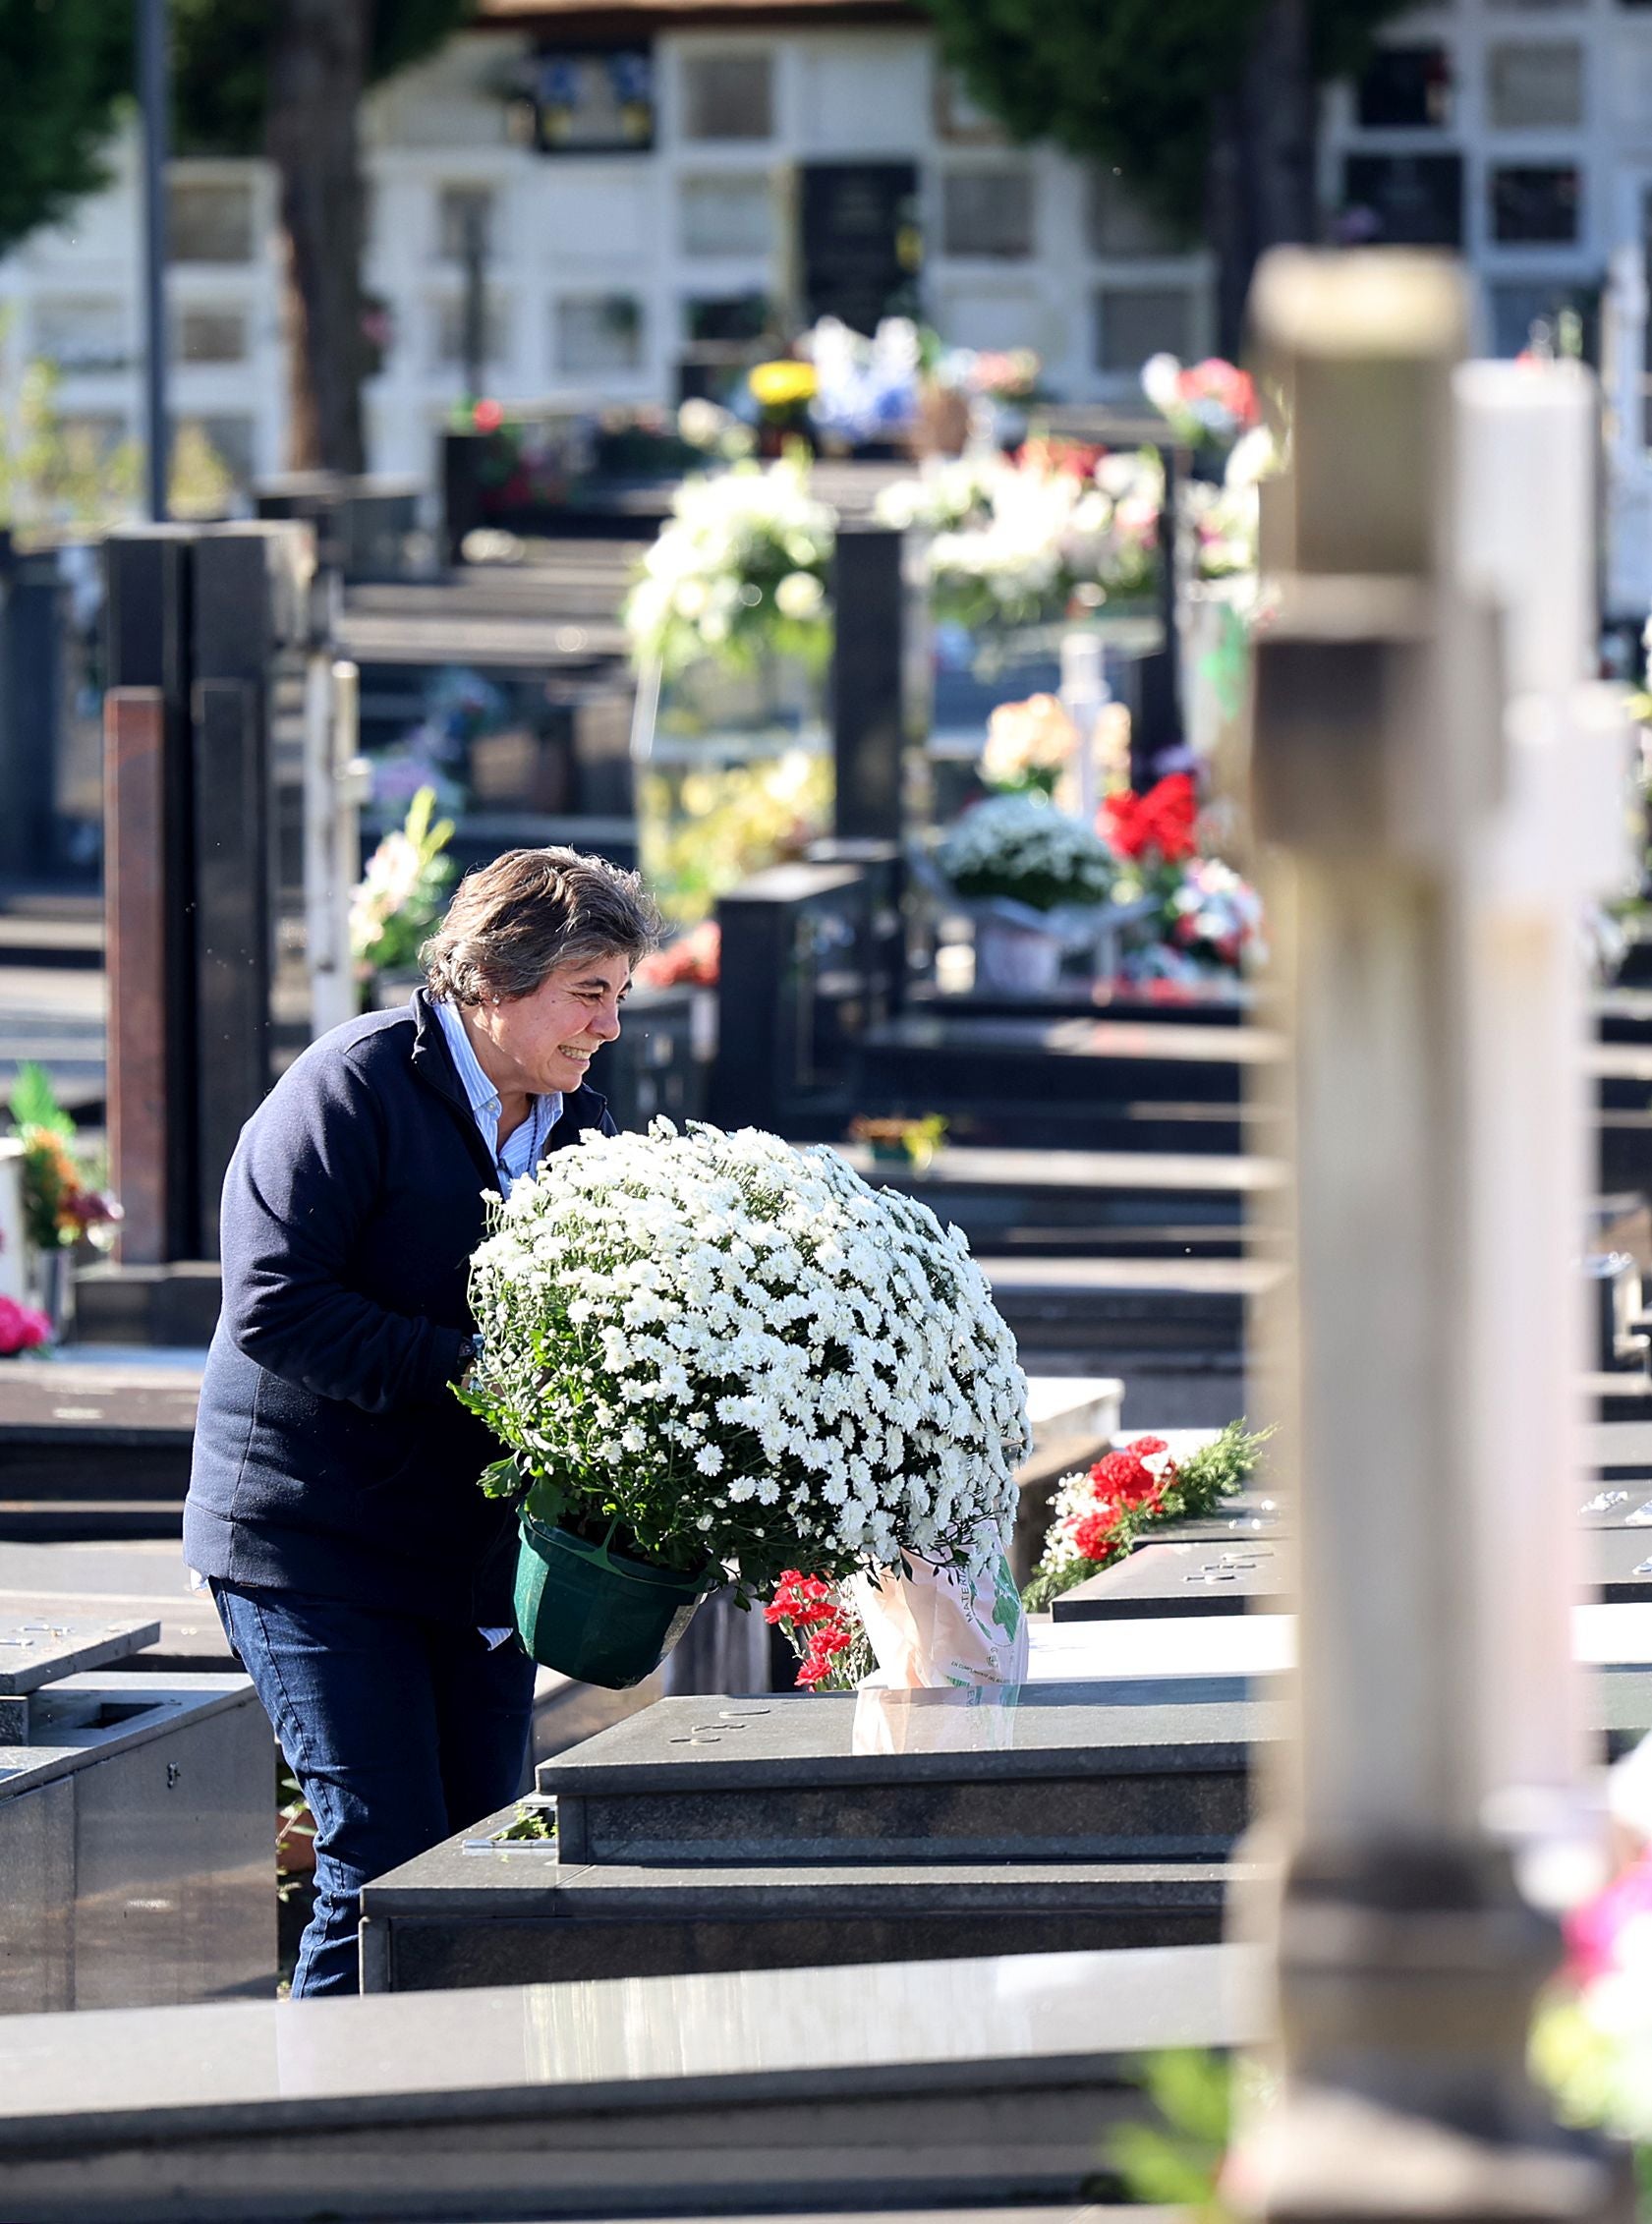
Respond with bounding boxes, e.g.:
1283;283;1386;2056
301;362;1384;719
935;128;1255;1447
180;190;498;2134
183;990;614;1624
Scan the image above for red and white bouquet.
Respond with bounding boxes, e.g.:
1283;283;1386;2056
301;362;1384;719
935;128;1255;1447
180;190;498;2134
1025;1421;1270;1611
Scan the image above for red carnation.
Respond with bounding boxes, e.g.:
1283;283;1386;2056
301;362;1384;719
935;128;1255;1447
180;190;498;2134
1104;773;1198;865
1073;1509;1128;1564
1090;1448;1164;1511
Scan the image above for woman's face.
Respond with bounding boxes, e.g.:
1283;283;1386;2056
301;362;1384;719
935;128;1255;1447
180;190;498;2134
471;950;633;1099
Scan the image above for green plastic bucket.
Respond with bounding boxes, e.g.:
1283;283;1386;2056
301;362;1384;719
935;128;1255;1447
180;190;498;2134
512;1511;712;1689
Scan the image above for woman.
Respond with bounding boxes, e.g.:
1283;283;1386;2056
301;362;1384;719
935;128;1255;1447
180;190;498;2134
184;846;658;1995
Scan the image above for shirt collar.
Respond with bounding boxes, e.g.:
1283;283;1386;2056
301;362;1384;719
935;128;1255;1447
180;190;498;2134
431;998;563;1157
432;996;505;1122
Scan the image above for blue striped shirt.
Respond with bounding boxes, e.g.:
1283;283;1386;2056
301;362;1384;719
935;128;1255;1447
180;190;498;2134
432;998;562;1196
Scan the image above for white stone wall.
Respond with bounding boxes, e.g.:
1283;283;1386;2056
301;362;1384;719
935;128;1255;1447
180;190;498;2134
0;126;288;490
8;6;1652;499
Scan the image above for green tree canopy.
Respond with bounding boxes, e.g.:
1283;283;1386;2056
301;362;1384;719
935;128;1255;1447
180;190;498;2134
170;0;474;155
0;0;132;258
918;0;1415;349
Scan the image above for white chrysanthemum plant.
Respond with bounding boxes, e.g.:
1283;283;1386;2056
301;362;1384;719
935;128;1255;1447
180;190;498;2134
924;790;1153;947
460;1120;1032;1605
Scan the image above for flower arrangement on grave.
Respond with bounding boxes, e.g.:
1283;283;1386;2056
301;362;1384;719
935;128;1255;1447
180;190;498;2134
1105;771;1200;872
1529;1845;1652;2173
747;358;819;442
641;750;831;925
460;1118;1030;1684
801;316;922;450
1182;425;1276;584
634;919;721;990
7;1063;120;1255
0;1293;51;1356
980;693;1077;799
1102;775;1267;985
348;786;456;993
1023;1421;1272;1613
1152;858;1268;982
875;443;1161;632
847;1113;948;1170
936;793;1119;914
1141;353;1261;457
622;453;834;677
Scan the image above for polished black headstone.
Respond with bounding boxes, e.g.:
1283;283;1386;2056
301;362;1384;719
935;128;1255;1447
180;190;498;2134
830;526;905;843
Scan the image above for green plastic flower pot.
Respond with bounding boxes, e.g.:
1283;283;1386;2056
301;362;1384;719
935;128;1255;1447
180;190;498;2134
512;1510;712;1689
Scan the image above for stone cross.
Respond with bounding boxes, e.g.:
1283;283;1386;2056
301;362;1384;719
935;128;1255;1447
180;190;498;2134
1241;250;1633;2220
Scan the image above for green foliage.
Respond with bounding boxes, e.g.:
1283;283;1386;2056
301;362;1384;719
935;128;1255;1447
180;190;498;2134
0;1;477;246
0;0;131;258
8;1062;74;1142
171;0;476;156
916;0;1414;234
1106;2050;1234;2218
491;1800;556;1843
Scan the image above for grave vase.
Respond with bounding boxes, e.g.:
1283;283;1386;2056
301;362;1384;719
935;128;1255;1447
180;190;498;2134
974;916;1063;997
26;1245;73;1343
512;1509;713;1690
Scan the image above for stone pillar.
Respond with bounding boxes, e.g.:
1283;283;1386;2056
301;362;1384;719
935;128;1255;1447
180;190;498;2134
102;688;171;1266
1239;250;1630;2221
830;525;905;843
103;529;200;1261
305;656;366;1040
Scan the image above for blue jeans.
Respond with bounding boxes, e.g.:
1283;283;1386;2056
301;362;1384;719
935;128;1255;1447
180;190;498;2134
212;1582;537;1997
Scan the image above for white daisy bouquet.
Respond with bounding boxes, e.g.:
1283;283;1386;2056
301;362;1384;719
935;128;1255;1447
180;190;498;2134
461;1120;1030;1600
622;454;834;678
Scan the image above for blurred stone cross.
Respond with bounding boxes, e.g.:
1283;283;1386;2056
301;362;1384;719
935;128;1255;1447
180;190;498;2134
1240;250;1634;2221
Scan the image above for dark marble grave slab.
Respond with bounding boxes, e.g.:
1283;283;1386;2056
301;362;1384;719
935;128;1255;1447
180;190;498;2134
854;1012;1278;1152
1067;1518;1652;1615
361;1838;1245;1992
0;1943;1262;2220
1053;1543;1282;1622
539;1681;1271;1867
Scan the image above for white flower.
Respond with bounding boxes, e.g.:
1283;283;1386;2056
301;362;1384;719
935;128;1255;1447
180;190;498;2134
465;1118;1029;1590
774;570;826;621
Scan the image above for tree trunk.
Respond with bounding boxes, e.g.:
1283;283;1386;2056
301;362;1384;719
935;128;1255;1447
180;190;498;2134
1209;0;1319;360
1206;92;1251;363
266;0;371;474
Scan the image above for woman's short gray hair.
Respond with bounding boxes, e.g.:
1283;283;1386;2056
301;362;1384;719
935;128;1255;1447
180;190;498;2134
423;846;660;1006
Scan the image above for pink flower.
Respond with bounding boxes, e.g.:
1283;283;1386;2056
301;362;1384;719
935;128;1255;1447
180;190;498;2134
1565;1852;1652;1985
0;1295;52;1355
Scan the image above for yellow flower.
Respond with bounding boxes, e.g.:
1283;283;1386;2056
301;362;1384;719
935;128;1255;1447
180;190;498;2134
749;360;818;409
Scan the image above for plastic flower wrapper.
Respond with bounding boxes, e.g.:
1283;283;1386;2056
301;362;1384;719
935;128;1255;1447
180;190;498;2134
460;1119;1031;1603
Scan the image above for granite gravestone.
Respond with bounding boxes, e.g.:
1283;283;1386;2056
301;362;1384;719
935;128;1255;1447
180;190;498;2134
359;1680;1266;1993
0;1615;272;2012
